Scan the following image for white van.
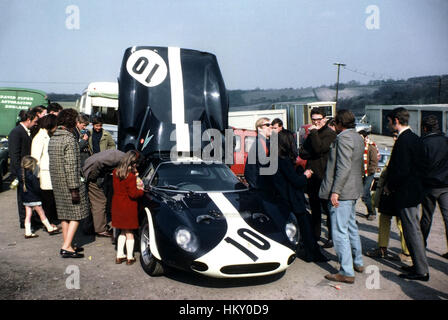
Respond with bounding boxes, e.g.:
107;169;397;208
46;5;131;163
77;82;119;143
78;82;118;125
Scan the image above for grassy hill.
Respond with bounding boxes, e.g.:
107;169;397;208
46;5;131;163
229;75;448;115
44;74;448;116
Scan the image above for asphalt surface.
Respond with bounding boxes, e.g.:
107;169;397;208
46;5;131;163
0;135;447;301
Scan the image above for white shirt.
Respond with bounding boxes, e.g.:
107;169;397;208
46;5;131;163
20;123;31;136
397;126;411;137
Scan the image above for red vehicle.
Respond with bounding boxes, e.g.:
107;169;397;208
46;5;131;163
230;128;257;177
295;123;312;170
231;124;316;176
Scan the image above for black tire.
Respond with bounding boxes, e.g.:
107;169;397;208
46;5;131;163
139;216;164;276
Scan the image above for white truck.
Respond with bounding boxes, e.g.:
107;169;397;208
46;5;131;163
77;82;119;143
77;82;118;124
228;109;287;130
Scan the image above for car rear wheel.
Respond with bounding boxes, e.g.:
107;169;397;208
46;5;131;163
139;217;164;276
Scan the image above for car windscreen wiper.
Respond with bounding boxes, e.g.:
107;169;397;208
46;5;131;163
153;185;194;193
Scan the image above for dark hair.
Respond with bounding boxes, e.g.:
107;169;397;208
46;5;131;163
386;107;409;126
358;130;369;138
32;105;47;115
57;108;78;129
47;102;63;114
310;107;326;117
278;130;298;161
271;118;283;127
327;118;335;127
38;114;58;131
91;115;104;125
335;109;356;129
422;115;440;133
19;109;38;123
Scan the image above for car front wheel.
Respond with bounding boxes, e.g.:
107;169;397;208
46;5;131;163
139;216;164;276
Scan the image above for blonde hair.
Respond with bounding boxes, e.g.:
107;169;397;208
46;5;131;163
255;117;270;130
21;156;37;193
115;150;139;180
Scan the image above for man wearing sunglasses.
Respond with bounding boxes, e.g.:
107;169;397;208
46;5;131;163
299;108;337;248
244;117;274;196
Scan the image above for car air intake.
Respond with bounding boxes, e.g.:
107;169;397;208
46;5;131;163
220;263;280;275
191;261;209;272
287;254;296;265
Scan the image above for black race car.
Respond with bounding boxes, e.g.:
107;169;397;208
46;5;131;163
138;156;298;278
118;46;297;278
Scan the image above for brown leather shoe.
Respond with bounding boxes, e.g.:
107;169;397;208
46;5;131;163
115;257;127;264
96;230;113;238
325;273;355;284
126;258;136;265
354;265;365;273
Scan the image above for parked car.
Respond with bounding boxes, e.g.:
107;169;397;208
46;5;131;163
138;156;299;278
0;138;9;191
355;115;372;133
374;147;391;180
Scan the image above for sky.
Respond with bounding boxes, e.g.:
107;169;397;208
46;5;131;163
0;0;447;94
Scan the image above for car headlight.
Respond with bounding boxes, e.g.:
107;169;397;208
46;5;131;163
174;227;199;253
285;213;299;245
285;223;298;244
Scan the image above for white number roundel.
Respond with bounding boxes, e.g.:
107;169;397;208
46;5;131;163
126;49;168;87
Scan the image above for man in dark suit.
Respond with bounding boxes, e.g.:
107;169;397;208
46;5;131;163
420;115;448;260
384;107;429;281
300;107;337;247
9;109;39;228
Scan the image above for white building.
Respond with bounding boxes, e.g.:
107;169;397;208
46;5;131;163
365;104;448;136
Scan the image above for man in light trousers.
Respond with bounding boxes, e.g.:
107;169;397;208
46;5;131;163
319;109;365;284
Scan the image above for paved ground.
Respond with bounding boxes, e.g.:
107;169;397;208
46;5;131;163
0;134;447;300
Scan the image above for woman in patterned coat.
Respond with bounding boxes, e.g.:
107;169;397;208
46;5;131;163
49;109;89;258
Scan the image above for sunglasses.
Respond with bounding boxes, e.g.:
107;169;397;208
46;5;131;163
259;123;271;128
311;117;323;122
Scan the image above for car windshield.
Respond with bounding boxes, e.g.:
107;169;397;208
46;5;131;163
150;162;247;192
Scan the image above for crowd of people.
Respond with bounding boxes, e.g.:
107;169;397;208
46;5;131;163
245;107;448;284
8;104;143;264
6;104;448;280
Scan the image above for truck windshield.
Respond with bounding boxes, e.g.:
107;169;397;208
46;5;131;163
150;162;247;192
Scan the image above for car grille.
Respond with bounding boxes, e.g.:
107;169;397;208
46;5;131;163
220;263;280;275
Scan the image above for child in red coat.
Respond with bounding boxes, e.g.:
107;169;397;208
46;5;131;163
111;151;144;265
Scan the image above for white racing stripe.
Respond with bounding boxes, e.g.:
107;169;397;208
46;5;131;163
197;192;295;278
144;208;162;260
168;47;190;152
